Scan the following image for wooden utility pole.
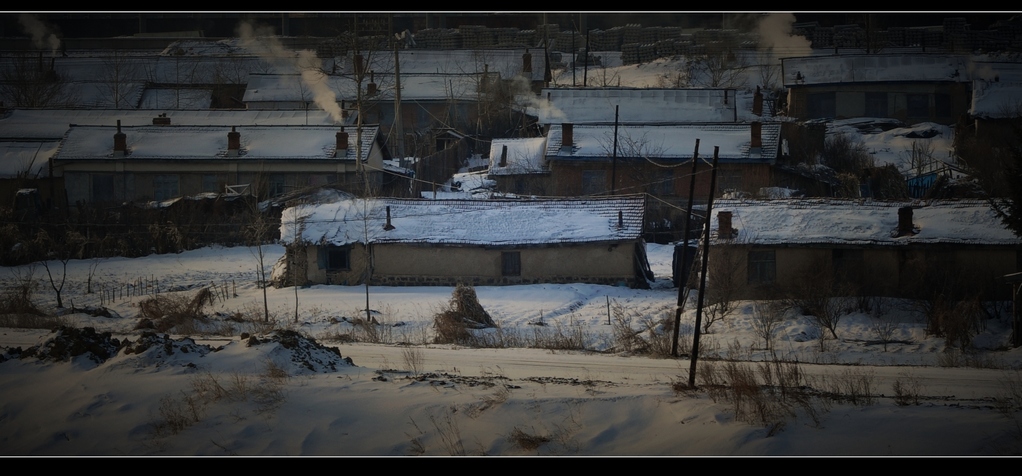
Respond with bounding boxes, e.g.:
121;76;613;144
672;139;700;357
688;146;719;388
611;105;619;195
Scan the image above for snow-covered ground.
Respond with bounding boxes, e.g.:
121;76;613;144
2;243;1022;455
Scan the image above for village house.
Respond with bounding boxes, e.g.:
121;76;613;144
781;54;972;124
707;199;1022;300
278;194;654;288
52;121;387;205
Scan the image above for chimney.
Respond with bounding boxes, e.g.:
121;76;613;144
227;126;240;157
753;86;763;116
561;123;573;151
341;99;348;119
522;49;533;74
499;144;508;167
113;120;126;157
617;210;623;229
481;64;489;94
718;211;733;239
367;70;377;96
383;206;395;231
897;206;915;236
750;122;762;154
152;113;170;125
353;54;364;77
336;127;349;156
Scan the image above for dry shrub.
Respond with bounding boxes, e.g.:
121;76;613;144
611;301;675;357
1;267;44;316
433;284;495;344
138;289;211;333
892;372;922;406
508;427;552;452
402;346;425;376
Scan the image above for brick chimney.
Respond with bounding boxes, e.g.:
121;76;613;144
522;49;533;74
561;123;573;152
113;120;126;157
718;211;734;240
336;127;348;157
750;122;762;155
499;144;508;167
383;206;395;231
153;113;170;125
897;206;915;236
227;126;240;157
367;71;377;96
753;86;763;116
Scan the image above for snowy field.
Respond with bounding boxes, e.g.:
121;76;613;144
3;243;1022;456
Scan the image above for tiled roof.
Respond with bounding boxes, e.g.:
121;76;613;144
52;124;377;161
282;195;646;246
710;199;1020;246
545;123;780;163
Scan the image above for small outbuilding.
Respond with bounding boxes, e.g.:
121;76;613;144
278;195;654;288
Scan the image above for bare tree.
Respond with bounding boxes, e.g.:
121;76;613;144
702;243;744;333
99;50;142;108
686;46;752;89
247;204;274;323
35;229;85;309
0;54;79;107
752;301;785;351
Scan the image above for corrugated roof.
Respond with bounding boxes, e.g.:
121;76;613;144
545;123;780;163
282;195;646;247
710;199;1020;246
53;124;377;161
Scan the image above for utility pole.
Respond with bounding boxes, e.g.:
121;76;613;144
672;138;700;357
611;105;619;195
688;146;719;388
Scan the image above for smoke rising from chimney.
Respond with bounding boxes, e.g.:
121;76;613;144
19;14;60;55
236;21;343;123
509;76;567;123
755;13;813;60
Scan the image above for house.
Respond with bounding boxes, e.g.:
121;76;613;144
278;194;654;288
781;54;972;124
536;87;742;125
541;122;808;198
53;122;387;204
707;199;1022;300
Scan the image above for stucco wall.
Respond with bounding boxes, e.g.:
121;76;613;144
302;241;640;287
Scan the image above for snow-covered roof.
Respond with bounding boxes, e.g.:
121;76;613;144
243;72;484;103
782;54;971;86
710;199;1020;246
281;196;646;247
139;88;212;109
971;79;1022;119
537;88;738;125
0;109;338;140
546;123;781;163
488;137;547;175
0;141;59;178
53;125;378;161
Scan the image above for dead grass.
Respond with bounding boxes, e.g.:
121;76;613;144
138;289;212;334
433;284;495;345
507;426;552;451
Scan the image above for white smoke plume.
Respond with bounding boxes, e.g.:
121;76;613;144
19;14;60;55
237;21;343;122
509;75;567;123
756;13;814;59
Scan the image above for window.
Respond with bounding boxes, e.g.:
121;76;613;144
907;94;929;118
748;250;776;285
865;92;888;117
581;170;606;196
202;174;221;193
650;170;674;196
832;249;864;283
934;93;952;118
502;251;521;277
323;246;351;270
92;174;114;202
153;174;179;201
807;92;836;118
269;174;287;197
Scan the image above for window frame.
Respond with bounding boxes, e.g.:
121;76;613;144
747;249;776;285
501;251;522;277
